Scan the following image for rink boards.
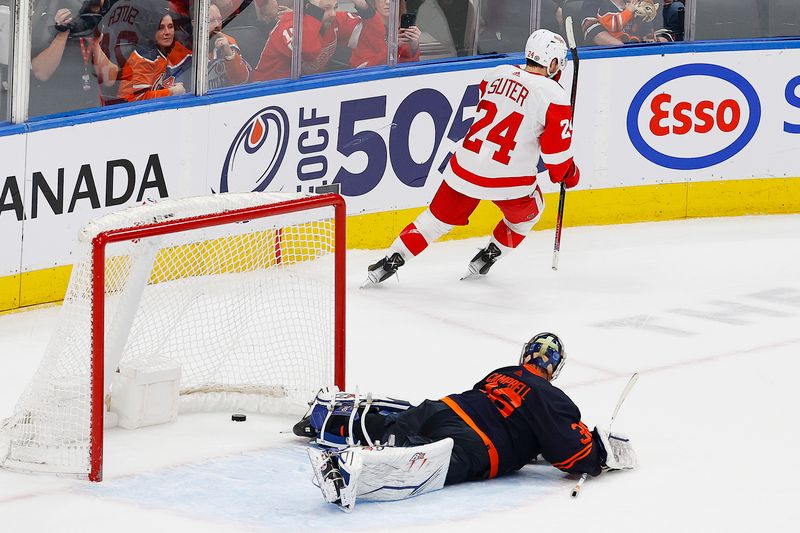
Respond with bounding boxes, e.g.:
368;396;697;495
1;39;799;310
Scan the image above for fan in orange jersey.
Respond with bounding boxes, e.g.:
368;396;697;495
117;11;192;101
207;2;251;89
581;0;668;45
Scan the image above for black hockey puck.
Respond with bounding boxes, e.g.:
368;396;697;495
231;414;247;422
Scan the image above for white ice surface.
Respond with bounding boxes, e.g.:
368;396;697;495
1;214;799;532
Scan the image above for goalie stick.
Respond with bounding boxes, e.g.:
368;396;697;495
551;16;580;271
571;372;639;498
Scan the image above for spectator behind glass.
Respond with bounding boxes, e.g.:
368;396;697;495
252;0;364;82
167;0;193;49
117;12;192;101
1;0;8;121
95;0;160;106
477;0;531;54
207;2;251;88
580;0;669;45
29;0;108;117
222;0;291;31
662;0;684;41
219;0;292;68
436;0;471;55
349;0;420;68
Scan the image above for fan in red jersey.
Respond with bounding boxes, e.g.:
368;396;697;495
365;29;581;285
348;0;420;68
251;0;365;81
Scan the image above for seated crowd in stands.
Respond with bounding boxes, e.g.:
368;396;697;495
27;0;421;117
12;0;800;122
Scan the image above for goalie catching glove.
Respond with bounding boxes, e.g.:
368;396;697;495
594;426;638;471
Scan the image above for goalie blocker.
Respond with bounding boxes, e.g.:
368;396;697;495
299;332;638;511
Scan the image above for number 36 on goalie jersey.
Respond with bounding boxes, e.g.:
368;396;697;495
446;64;577;201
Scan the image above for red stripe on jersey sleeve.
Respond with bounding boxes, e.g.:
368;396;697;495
540;103;575;182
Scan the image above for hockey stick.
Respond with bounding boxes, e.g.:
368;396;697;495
571;372;639;498
221;0;255;30
551;16;580;271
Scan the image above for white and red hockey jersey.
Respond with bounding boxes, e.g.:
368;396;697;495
444;64;576;201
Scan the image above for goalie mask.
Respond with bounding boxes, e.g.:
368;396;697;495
520;332;566;380
524;29;568;78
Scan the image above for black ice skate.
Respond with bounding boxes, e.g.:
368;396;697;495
307;448;347;505
461;243;502;280
362;252;405;287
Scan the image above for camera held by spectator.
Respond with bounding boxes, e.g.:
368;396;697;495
54;0;103;36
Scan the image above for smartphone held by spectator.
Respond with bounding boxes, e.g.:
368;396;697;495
349;0;420;69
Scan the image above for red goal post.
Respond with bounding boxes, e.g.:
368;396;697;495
1;192;346;482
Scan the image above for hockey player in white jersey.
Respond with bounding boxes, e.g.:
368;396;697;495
366;29;581;284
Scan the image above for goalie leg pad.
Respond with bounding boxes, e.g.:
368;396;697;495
307;439;454;512
596;426;638;470
348;437;453;503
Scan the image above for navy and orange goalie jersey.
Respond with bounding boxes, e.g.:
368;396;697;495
442;364;606;479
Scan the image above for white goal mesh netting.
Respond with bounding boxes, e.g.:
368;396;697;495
0;192;340;477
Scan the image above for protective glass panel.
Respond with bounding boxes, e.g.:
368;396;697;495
539;0;562;34
219;0;292;86
300;0;356;75
331;0;421;70
294;0;370;77
29;0;195;118
0;0;10;121
765;0;799;38
414;0;476;60
477;0;531;55
572;0;682;46
694;0;762;41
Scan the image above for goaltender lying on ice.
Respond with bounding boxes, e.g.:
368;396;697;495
292;332;638;512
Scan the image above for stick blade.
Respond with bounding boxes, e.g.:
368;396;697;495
565;16;577;49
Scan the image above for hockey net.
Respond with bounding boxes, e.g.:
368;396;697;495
0;192;345;481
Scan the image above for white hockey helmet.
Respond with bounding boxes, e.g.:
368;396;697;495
525;29;568;78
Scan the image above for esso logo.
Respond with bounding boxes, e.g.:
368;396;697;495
220;106;290;193
627;64;761;170
649;95;741;136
